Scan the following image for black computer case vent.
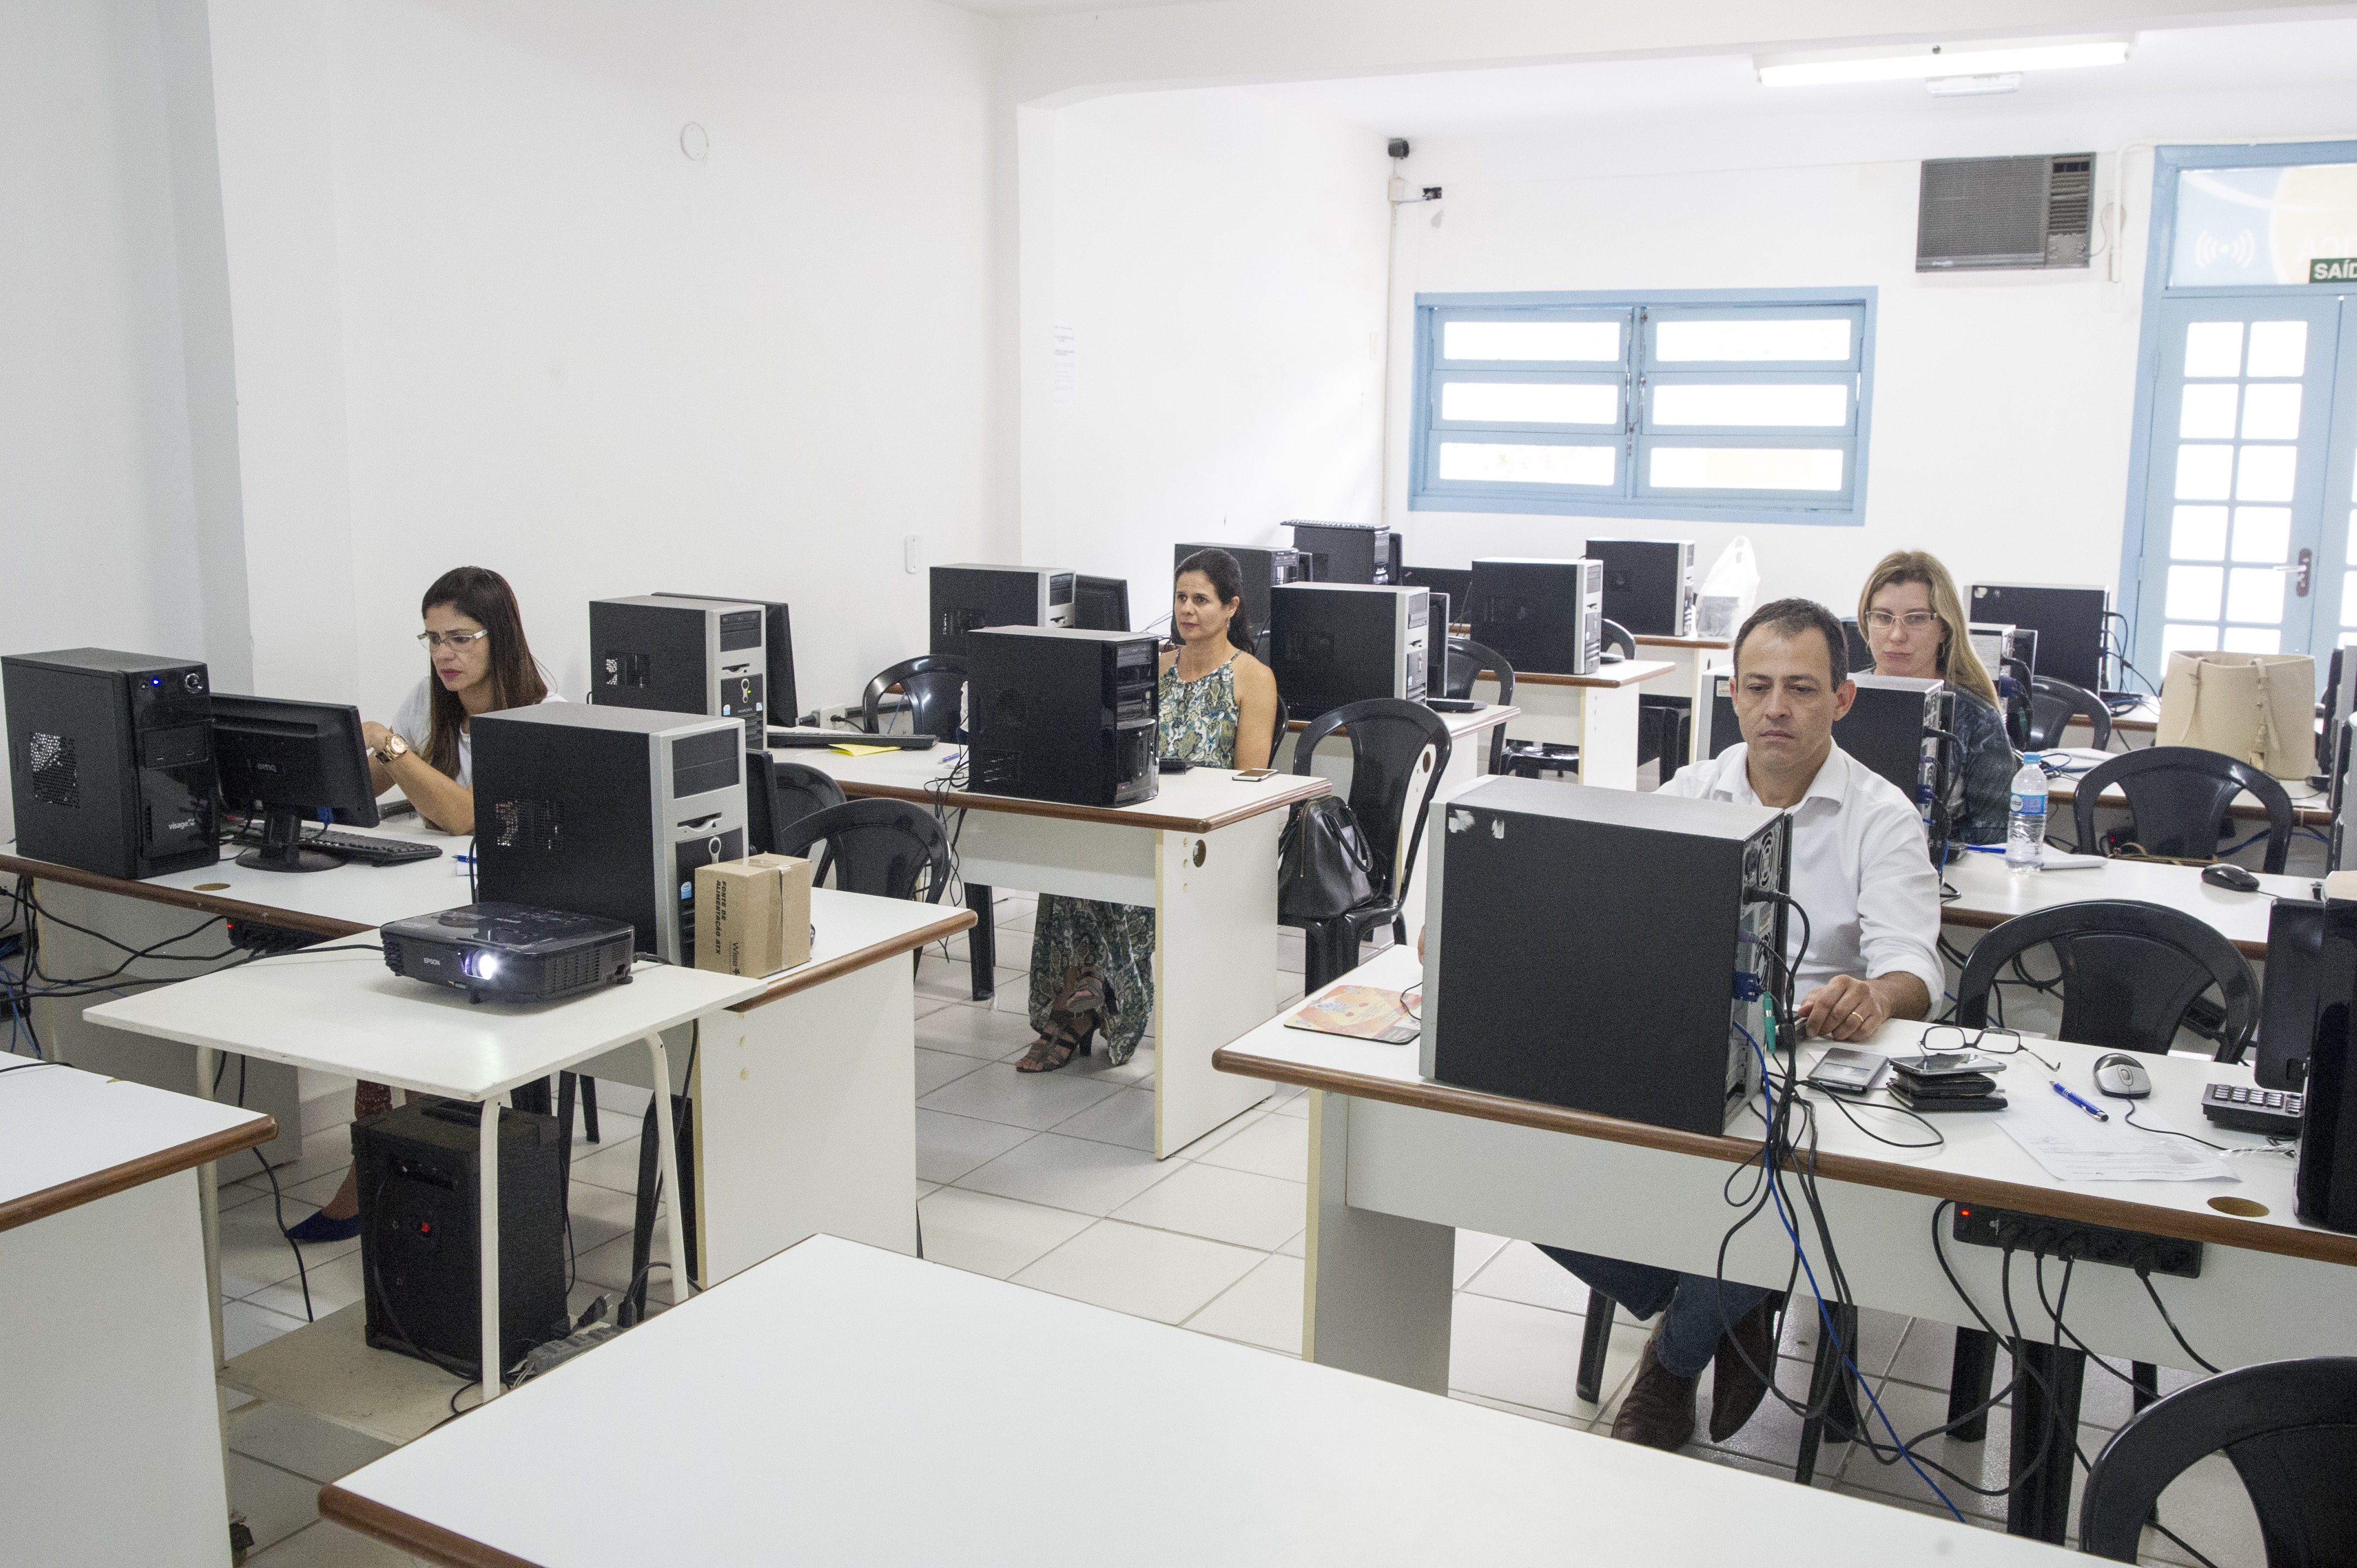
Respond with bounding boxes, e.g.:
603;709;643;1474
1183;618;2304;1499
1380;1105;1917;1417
1917;153;2093;271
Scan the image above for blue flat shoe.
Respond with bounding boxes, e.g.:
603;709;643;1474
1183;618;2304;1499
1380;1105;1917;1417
284;1209;361;1244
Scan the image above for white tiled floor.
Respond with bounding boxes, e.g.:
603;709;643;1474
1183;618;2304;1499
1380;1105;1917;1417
223;892;2244;1566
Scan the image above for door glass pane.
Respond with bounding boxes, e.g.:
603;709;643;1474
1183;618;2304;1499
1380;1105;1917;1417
1648;447;1844;491
1439;381;1618;425
2179;384;2240;440
1443;320;1620;362
1437;441;1615;486
2175;445;2235;499
2232;507;2291;563
1651;383;1849;427
2241;383;2303;440
2184;321;2245;378
2171;505;2229;560
1653;318;1850;362
2167;565;2224;620
2223;626;2283;653
2226;566;2286;623
2236;445;2298;502
2163;622;2220;652
2246;319;2309;378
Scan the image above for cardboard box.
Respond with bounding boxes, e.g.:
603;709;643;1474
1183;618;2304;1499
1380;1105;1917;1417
694;853;813;977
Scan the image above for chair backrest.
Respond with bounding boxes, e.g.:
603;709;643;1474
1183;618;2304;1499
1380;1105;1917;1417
2028;675;2112;751
1600;618;1636;661
862;655;967;741
1952;898;2257;1059
2081;1356;2357;1564
1447;638;1512;774
2074;745;2294;873
772;799;950;904
1291;698;1454;906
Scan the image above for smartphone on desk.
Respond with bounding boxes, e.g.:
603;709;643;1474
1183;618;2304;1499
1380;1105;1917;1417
1234;768;1280;781
1805;1048;1891;1093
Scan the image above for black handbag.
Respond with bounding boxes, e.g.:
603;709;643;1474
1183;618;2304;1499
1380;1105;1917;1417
1278;797;1376;921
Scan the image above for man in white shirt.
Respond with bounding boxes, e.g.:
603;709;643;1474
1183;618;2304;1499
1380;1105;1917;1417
1544;597;1942;1453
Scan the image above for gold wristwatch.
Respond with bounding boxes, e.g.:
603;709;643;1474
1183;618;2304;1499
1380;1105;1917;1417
374;734;410;764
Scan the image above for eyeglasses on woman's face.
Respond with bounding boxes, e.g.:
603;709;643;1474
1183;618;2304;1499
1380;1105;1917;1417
1862;610;1941;634
416;630;491;651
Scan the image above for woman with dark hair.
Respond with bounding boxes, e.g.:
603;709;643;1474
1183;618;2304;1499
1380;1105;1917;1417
1017;549;1279;1073
287;567;560;1241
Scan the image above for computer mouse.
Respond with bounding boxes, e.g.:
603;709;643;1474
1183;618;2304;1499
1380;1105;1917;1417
2092;1053;2153;1100
1158;755;1192;775
2201;863;2262;893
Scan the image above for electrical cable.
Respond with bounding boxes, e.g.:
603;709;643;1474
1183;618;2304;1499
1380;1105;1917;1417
2137;1266;2221;1374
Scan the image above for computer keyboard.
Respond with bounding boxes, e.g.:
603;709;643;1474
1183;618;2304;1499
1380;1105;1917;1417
769;730;938;751
302;829;443;866
2201;1081;2303;1137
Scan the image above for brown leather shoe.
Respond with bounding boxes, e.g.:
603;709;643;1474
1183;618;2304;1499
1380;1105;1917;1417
1609;1337;1699;1451
1707;1293;1783;1443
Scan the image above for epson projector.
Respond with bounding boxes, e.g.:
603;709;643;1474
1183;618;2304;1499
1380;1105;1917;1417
381;904;637;1005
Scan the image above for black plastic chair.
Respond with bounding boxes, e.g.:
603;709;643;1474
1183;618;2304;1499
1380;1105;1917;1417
1444;637;1513;774
774;799;950;905
1941;899;2259;1471
745;754;848;858
1601;618;1636;661
2073;745;2294;873
1284;699;1453;992
2080;1357;2357;1564
2027;675;2112;751
860;654;967;742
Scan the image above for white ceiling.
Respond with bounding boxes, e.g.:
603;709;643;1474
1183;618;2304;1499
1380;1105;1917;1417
1240;17;2357;138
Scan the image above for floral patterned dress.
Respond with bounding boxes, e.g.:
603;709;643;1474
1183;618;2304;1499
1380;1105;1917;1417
1026;653;1243;1064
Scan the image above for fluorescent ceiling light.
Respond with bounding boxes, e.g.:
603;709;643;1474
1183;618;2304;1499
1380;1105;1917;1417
1926;73;2022;98
1756;36;2130;87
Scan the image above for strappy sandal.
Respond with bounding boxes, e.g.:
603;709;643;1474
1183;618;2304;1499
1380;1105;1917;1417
1017;967;1105;1074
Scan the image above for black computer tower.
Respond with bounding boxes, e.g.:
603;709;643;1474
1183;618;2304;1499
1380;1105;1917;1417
930;564;1075;656
472;705;747;963
1174;544;1302;662
1839;618;1876;674
589;595;767;746
1268;584;1430;722
1469;558;1603;675
356;1099;570;1379
965;627;1160;808
1586;539;1697;638
1706;670;1741;758
2296;897;2357;1233
1969;584;2108;692
1835;674;1953;852
1422;777;1789;1136
662;594;797;729
1425;594;1452;697
1286;522;1397;585
2;648;218;879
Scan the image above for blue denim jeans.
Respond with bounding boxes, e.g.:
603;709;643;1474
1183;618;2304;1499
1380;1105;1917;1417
1539;1247;1771;1380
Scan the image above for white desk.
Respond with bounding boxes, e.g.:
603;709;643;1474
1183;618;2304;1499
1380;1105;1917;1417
2045;770;2332;831
776;736;1330;1156
1;1062;275;1568
90;948;768;1410
318;1234;2067;1567
1939;850;2314;961
1469;659;1674;790
1633;633;1733;766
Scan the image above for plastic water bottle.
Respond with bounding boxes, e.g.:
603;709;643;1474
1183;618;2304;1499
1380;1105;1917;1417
2005;757;2047;873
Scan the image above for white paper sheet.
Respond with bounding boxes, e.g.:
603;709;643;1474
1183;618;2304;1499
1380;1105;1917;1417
1997;1085;2238;1183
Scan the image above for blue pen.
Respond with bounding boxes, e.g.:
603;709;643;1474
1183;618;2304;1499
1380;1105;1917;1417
2051;1080;2109;1122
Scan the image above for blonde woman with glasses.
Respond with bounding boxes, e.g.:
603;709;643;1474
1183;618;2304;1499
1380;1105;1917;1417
1856;550;2018;846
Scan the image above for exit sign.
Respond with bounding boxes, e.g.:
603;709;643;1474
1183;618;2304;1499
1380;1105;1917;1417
2314;257;2357;283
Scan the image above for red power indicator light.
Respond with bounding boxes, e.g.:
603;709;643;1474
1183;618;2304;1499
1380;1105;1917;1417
418;1221;433;1235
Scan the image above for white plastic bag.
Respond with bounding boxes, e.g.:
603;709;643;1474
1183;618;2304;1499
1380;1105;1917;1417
1695;537;1760;640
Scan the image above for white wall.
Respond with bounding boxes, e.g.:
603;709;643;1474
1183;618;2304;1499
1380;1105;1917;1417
1380;75;2357;622
1025;89;1390;625
204;0;999;724
0;1;214;847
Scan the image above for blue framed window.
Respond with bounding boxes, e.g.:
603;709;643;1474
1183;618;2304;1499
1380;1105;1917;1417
1408;288;1877;525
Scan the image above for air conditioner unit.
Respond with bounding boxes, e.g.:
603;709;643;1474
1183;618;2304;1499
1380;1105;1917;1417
1917;153;2092;271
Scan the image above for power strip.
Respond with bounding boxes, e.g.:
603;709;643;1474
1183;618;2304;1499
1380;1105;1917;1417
1952;1203;2202;1279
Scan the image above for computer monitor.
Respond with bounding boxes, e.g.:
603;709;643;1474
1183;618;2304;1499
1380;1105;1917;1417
1072;575;1130;632
1968;583;2108;692
2260;899;2329;1091
1839;617;1875;674
210;694;382;873
1401;567;1473;625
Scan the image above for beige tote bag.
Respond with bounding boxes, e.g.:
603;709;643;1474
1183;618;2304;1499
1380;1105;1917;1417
2155;650;2316;779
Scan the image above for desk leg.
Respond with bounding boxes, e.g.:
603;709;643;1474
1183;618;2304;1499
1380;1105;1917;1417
966;884;996;1000
2005;1339;2086;1543
193;1045;225;1373
477;1098;502;1406
1154;819;1279;1157
1578;687;1641;791
645;1031;693;1307
1302;1091;1453;1392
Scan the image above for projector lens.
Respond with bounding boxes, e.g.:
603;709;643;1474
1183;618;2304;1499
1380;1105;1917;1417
466;951;502;980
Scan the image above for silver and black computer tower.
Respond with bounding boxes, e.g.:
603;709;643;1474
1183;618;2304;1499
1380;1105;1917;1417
1585;538;1697;638
1422;777;1790;1135
1835;673;1954;854
1268;583;1429;721
1469;557;1604;675
930;565;1075;656
1285;522;1398;585
472;705;747;965
588;595;767;747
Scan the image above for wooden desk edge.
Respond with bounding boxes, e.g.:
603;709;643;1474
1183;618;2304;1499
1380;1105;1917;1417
835;776;1329;833
1212;1047;2357;1269
0;1111;277;1234
1476;664;1671;690
1633;635;1735;651
316;1487;536;1568
729;906;977;1013
1285;705;1522;737
0;854;374;940
1938;900;2268;960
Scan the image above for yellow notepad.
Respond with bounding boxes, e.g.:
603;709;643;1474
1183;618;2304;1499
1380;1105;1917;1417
828;744;900;757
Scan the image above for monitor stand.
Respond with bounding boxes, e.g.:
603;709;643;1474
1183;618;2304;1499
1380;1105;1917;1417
237;804;347;874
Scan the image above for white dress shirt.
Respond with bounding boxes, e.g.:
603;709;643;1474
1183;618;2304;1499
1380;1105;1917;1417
1659;742;1944;1004
391;675;565;788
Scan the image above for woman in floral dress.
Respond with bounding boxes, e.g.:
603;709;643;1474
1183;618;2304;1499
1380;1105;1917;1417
1017;550;1281;1072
